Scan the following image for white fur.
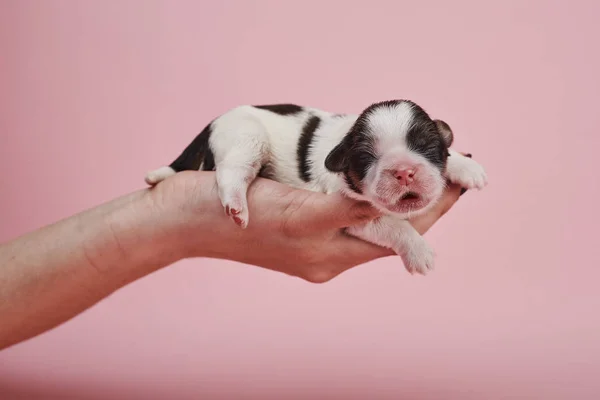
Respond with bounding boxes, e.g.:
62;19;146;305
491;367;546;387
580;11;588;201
446;149;488;190
146;102;488;274
145;166;176;185
369;101;415;154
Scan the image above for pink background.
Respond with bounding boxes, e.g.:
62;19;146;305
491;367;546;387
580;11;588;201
1;0;599;399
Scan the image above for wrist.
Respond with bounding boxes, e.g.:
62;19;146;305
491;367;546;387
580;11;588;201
145;171;227;261
81;188;186;282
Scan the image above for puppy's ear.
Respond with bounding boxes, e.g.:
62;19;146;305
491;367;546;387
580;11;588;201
434;119;453;148
325;135;351;172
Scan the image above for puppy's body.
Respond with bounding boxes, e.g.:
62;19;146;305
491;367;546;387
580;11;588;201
146;100;487;274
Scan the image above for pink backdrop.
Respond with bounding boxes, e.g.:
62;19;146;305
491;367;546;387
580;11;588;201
1;1;599;399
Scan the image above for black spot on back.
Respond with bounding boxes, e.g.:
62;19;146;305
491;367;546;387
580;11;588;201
202;144;216;171
170;123;214;172
253;103;304;116
297;115;321;182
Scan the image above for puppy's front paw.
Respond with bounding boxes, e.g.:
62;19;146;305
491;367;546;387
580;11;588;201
398;239;435;275
446;156;488;190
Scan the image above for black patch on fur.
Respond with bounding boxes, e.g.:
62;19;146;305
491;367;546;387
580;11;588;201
324;138;350;172
344;174;363;194
325;103;379;189
259;163;276;180
351;147;377;179
253;103;303;115
202;145;216;171
403;102;450;171
297;115;321;182
169;123;215;172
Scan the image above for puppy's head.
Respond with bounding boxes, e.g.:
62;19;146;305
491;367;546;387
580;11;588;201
325;100;453;217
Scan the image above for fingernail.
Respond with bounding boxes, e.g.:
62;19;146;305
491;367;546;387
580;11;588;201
465;153;472;158
460;188;468;196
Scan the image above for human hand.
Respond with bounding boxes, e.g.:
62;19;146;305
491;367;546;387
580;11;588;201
149;170;463;283
0;154;464;351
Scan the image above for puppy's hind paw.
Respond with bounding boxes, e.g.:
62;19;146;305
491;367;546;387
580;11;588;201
224;203;249;229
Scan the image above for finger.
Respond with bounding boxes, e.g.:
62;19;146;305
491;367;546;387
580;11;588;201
409;183;462;235
288;191;382;231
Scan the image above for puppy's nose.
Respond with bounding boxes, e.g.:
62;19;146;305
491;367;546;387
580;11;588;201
394;168;415;185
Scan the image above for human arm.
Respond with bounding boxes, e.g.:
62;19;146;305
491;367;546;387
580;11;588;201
0;171;462;350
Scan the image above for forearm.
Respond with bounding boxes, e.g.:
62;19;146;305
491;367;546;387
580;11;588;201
0;171;461;350
0;188;181;350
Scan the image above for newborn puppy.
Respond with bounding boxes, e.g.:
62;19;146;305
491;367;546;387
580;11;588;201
145;100;487;274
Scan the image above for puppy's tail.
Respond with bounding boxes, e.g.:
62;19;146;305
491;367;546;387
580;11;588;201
145;166;176;186
144;123;214;186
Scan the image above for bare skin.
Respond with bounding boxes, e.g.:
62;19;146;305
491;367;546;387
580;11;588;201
0;170;463;350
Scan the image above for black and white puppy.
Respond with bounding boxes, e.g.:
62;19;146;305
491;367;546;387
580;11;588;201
145;100;487;274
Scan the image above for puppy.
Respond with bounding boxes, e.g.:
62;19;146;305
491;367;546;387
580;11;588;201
145;100;487;274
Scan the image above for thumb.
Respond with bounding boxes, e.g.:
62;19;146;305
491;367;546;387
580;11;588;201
289;191;381;231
